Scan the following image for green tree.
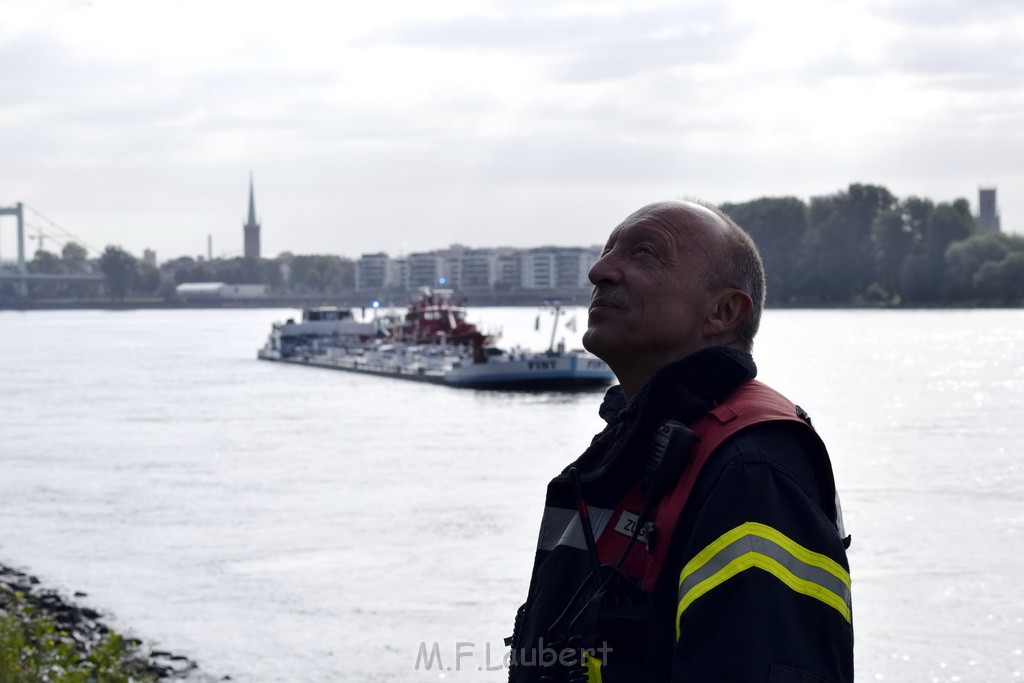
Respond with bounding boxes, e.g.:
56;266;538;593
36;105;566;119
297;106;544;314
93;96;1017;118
304;268;324;293
902;197;934;237
973;261;1004;301
893;199;975;303
944;233;1009;301
161;256;201;285
263;258;285;292
919;201;975;301
869;197;938;302
236;257;266;284
136;261;162;295
98;246;138;299
720;197;807;304
317;257;346;292
870;209;915;299
803;184;896;301
998;252;1024;302
61;242;90;273
337;258;355;289
287;255;350;294
168;258;214;285
29;249;64;275
898;253;932;303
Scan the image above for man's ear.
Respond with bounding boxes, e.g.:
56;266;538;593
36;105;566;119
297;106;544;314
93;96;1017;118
704;289;753;339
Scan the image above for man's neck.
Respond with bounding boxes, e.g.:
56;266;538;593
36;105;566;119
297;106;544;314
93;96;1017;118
620;346;756;404
616;341;749;400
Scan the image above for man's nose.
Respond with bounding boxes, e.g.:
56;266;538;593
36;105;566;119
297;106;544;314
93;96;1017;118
588;251;621;286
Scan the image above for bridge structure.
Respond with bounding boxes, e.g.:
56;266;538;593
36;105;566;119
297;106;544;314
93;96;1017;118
0;202;103;297
0;203;28;295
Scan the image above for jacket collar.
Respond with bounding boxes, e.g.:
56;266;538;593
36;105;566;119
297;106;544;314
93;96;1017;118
557;346;756;489
599;346;757;429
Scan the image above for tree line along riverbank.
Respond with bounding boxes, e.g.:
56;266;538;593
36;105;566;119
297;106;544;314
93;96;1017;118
4;184;1024;308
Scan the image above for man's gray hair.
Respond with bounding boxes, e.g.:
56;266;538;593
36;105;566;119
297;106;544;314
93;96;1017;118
695;202;766;353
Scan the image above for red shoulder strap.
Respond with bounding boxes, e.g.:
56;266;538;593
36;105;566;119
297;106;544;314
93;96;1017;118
592;379;810;592
639;379;806;590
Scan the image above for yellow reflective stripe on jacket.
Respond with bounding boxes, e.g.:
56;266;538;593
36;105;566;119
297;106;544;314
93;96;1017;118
676;522;851;639
582;650;603;683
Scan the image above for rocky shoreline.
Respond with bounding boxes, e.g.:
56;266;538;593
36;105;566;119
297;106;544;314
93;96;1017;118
0;562;224;681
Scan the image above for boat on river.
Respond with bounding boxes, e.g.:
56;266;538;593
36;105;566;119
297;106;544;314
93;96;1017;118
256;289;615;391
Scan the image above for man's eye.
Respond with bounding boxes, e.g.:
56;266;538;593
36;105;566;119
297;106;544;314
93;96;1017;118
635;244;655;256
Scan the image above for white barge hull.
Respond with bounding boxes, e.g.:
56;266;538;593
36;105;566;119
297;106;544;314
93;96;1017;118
443;354;612;389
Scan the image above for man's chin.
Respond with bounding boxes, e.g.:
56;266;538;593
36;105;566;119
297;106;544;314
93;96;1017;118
581;327;612;359
581;327;598;354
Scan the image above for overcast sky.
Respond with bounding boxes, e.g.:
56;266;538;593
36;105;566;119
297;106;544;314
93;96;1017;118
1;0;1021;261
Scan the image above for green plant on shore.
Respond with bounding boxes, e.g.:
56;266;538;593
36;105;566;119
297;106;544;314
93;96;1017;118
0;593;155;683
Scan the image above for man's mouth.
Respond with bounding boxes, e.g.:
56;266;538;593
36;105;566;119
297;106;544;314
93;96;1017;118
589;293;625;313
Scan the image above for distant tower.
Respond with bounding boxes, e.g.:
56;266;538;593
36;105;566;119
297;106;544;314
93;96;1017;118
977;187;1001;233
243;173;262;258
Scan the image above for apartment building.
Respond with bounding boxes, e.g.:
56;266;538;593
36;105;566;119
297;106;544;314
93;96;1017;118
356;244;600;294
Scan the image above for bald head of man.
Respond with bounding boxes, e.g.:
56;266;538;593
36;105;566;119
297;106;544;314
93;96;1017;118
583;200;766;398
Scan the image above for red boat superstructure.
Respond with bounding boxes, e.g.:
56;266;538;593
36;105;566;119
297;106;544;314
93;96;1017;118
388;288;493;348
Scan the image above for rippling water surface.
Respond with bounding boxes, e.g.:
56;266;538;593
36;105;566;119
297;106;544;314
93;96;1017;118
1;307;1022;682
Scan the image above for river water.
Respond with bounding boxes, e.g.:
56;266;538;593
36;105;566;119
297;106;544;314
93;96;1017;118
0;307;1022;682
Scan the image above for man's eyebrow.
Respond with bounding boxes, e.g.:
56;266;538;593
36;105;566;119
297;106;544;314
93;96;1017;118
629;224;673;247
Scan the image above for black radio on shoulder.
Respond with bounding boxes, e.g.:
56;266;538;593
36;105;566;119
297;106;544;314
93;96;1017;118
642;420;696;504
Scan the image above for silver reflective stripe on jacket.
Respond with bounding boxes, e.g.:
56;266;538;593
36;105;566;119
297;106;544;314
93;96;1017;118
537;505;616;552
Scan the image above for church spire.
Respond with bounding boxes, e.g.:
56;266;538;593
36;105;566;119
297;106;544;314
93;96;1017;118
246;172;258;226
243;171;261;259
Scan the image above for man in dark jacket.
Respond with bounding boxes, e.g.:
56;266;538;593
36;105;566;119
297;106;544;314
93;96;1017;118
508;200;852;682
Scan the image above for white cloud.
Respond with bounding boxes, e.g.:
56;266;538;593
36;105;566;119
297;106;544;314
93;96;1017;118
0;0;1021;261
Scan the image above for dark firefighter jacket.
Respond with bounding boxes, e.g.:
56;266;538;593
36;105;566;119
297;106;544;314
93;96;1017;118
507;346;853;682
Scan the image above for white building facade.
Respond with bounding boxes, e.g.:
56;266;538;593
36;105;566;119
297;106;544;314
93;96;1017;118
355;245;601;294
